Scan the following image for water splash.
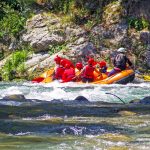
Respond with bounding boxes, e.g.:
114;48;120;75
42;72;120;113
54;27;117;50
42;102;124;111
0;82;150;103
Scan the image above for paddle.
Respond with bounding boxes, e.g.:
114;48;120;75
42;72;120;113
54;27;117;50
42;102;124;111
105;92;126;104
32;77;45;83
42;75;53;83
32;68;54;83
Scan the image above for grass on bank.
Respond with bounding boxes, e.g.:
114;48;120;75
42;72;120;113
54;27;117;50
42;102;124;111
49;44;69;56
1;50;28;81
128;17;150;31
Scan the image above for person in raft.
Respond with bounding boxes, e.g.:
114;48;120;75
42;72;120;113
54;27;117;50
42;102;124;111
61;57;74;69
53;55;74;80
61;63;75;82
78;58;99;83
52;56;65;80
99;60;107;74
74;62;83;81
108;47;133;77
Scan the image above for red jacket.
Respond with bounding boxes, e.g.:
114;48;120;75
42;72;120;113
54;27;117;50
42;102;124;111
54;66;65;79
82;65;95;79
62;58;74;68
62;68;75;82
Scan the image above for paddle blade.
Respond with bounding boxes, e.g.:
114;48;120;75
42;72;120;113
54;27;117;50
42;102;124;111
40;69;54;78
42;76;53;83
32;77;44;83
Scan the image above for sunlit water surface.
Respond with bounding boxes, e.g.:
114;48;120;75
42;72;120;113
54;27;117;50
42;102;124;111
0;81;150;150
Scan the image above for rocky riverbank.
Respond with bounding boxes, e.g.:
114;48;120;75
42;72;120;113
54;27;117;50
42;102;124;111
0;0;150;81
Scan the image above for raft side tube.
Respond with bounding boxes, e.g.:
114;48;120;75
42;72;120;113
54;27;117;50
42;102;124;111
93;69;134;84
114;73;135;84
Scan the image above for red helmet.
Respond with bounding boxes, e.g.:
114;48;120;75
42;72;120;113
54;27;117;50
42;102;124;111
60;59;66;67
99;61;106;68
76;62;83;70
54;55;61;64
65;63;71;68
88;58;94;65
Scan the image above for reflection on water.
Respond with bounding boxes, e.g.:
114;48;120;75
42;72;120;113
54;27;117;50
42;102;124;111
0;82;150;149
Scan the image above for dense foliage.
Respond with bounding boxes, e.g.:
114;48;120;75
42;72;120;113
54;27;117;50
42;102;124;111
49;44;68;56
128;17;149;31
0;0;35;40
0;6;25;39
1;50;28;81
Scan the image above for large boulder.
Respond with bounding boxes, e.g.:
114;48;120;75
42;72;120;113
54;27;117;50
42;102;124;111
22;13;96;65
27;52;65;73
122;0;150;22
67;42;97;62
91;0;129;50
25;53;50;69
65;25;97;62
91;22;128;49
22;14;65;52
65;26;87;40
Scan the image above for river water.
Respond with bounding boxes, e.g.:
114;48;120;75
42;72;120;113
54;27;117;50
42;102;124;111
0;81;150;150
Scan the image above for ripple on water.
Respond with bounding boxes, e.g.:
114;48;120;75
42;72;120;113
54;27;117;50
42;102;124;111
0;82;150;150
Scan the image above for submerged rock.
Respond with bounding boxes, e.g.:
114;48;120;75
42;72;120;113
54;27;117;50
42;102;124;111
74;96;89;103
3;94;26;101
129;99;140;103
0;98;150;119
130;96;150;104
140;96;150;104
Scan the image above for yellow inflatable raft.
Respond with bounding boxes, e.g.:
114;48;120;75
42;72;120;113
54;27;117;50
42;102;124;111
32;68;135;84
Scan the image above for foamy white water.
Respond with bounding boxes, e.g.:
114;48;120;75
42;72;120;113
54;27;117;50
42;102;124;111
0;82;150;103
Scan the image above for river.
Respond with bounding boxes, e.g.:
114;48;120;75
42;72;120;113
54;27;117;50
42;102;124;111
0;81;150;150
